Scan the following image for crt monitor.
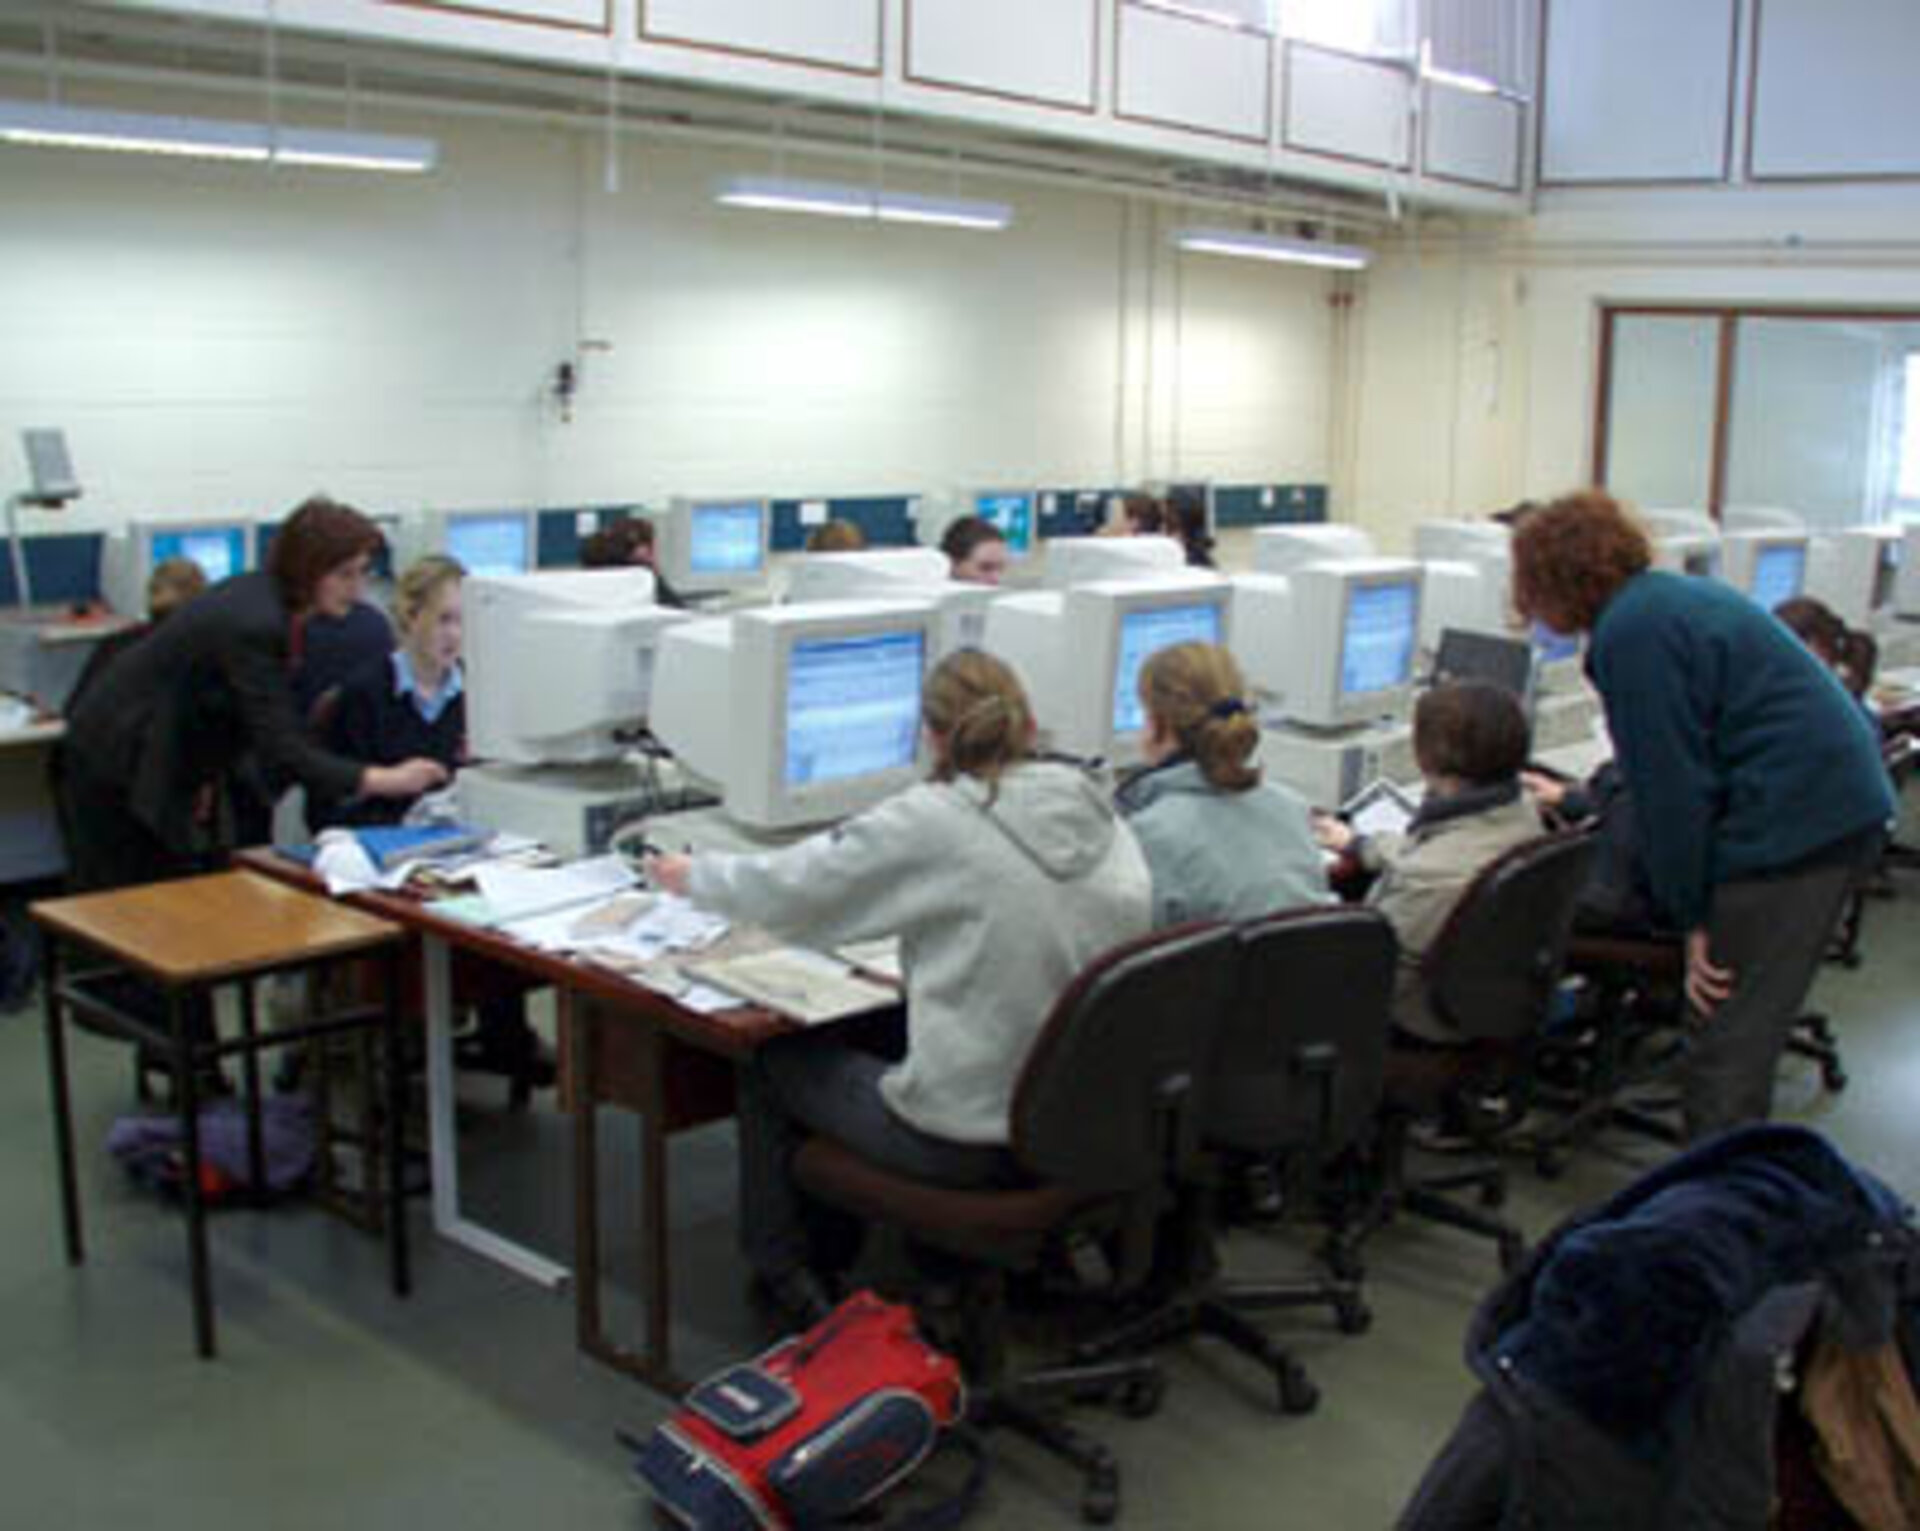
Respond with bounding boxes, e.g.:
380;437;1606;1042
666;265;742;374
1898;523;1920;619
1807;526;1902;625
1722;531;1807;608
783;548;998;655
1042;535;1185;589
103;517;255;615
650;600;935;832
981;570;1231;762
1652;532;1722;579
1413;519;1510;571
1265;559;1423;730
464;569;687;765
1251;523;1375;577
972;490;1036;557
660;497;771;595
1417;558;1511;654
432;509;536;577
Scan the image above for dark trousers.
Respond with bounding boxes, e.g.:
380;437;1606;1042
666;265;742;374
1683;839;1878;1140
737;1007;1024;1280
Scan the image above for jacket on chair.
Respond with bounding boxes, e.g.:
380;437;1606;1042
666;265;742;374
1399;1124;1920;1530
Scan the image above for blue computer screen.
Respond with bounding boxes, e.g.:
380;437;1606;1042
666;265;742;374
1751;543;1806;609
976;493;1034;556
690;503;766;576
1110;602;1224;735
152;526;247;584
784;630;926;788
446;513;531;577
1341;581;1419;697
1531;622;1581;665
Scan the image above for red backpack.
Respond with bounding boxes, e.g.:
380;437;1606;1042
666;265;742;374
628;1291;982;1530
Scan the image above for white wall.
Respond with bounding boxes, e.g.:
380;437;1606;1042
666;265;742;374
0;84;1341;536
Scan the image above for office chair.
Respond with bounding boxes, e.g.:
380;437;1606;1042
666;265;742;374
1071;906;1394;1415
1349;831;1597;1273
791;922;1239;1527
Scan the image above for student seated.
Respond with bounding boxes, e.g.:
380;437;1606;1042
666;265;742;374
1104;493;1167;538
648;650;1152;1324
1522;761;1662;938
1775;595;1877;705
67;557;208;718
804;519;866;553
1116;641;1331;925
579;517;686;608
1316;682;1543;1046
938;515;1010;586
1167;497;1216;569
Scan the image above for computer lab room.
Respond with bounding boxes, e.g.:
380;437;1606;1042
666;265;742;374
4;2;1920;1528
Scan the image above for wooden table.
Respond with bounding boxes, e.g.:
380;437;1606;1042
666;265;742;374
33;870;410;1358
236;847;793;1395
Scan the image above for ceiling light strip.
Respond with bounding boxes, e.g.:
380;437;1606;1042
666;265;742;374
1172;226;1371;270
0;99;436;172
716;175;1011;232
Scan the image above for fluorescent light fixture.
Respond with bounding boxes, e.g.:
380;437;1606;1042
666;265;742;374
1172;226;1371;270
716;175;1012;232
0;99;436;172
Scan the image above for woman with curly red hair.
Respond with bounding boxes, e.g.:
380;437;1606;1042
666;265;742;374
1510;492;1891;1139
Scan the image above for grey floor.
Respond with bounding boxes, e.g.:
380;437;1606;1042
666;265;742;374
4;880;1918;1531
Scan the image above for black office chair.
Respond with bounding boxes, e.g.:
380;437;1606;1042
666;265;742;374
1350;831;1597;1273
1070;906;1394;1414
792;922;1239;1526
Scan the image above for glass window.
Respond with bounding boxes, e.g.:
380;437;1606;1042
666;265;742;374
1602;315;1721;513
1899;353;1920;505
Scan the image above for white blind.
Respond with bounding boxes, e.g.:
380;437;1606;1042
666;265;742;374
1128;0;1278;35
1280;0;1416;58
1424;0;1532;96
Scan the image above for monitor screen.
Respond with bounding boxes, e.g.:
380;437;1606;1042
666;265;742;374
152;526;246;584
1751;543;1806;609
689;502;766;576
446;513;531;577
784;630;926;788
1341;581;1419;698
1110;602;1224;734
976;493;1034;556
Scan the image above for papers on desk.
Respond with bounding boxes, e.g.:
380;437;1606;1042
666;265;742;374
682;947;899;1026
496;888;728;961
474;854;637;924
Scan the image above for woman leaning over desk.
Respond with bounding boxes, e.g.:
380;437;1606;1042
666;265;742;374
63;496;449;890
1508;491;1892;1140
648;649;1152;1325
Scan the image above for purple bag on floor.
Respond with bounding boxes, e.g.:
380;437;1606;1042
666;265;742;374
107;1095;317;1198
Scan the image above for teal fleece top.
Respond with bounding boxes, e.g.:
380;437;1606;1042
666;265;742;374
1586;571;1893;930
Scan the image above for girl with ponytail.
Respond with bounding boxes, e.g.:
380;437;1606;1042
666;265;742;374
648;648;1151;1324
1116;641;1332;927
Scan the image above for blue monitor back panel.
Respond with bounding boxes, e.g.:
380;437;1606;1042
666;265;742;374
0;533;105;608
1213;484;1329;529
770;496;918;553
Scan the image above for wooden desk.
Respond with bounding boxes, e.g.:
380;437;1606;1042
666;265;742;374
33;871;410;1358
236;848;792;1395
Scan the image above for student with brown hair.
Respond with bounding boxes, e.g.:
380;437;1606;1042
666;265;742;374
64;557;209;719
1318;682;1543;1045
1510;491;1892;1137
579;516;686;608
64;495;447;890
938;515;1010;586
648;649;1151;1322
804;519;866;554
1116;641;1330;926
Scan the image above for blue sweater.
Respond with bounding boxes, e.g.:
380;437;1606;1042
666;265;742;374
1586;571;1893;929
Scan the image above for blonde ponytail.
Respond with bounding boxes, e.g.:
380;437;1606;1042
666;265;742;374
923;649;1034;793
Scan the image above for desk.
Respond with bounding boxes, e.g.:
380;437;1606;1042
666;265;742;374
0;610;137;713
236;847;793;1395
33;871;410;1358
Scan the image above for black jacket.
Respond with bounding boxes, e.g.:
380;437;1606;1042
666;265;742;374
66;571;365;854
312;653;464;829
1400;1125;1917;1529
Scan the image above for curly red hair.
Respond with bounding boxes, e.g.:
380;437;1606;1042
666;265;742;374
1510;491;1653;633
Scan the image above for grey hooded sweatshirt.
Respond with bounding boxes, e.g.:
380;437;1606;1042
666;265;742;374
689;761;1152;1145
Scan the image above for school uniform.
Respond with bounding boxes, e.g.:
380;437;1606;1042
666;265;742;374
314;650;463;829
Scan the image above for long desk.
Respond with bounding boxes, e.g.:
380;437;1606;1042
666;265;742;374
235;847;791;1395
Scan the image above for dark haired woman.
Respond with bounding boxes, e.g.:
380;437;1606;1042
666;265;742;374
937;515;1009;586
64;495;449;890
1510;491;1891;1138
648;649;1150;1321
1117;641;1329;926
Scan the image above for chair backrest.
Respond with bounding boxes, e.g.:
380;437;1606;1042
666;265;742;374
1423;831;1597;1044
1207;906;1397;1158
1011;921;1238;1195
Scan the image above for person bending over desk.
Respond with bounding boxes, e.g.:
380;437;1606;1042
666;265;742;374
1116;640;1331;926
1510;492;1892;1140
1316;682;1543;1049
648;649;1152;1326
63;496;448;891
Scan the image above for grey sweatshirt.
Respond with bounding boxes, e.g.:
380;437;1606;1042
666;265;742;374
689;762;1152;1144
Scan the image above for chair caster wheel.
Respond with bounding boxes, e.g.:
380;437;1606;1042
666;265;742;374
1280;1368;1320;1415
1336;1298;1372;1336
1082;1471;1119;1525
1116;1373;1164;1420
1498;1233;1527;1274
